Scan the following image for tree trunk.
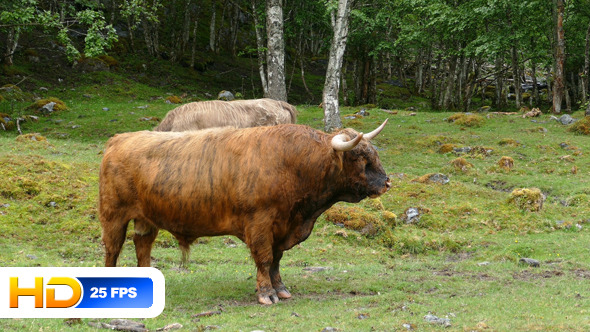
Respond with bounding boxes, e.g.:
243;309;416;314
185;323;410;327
181;0;193;57
3;27;19;66
323;0;352;132
251;0;268;97
494;54;504;109
209;1;217;53
582;22;590;105
443;56;457;109
341;61;348;106
230;1;240;56
531;60;539;106
190;14;199;69
552;0;565;114
463;60;479;112
361;59;370;104
265;0;287;101
511;45;521;109
127;17;136;53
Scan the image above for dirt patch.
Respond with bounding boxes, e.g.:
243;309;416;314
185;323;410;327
445;252;473;262
512;270;564;280
485;180;514;192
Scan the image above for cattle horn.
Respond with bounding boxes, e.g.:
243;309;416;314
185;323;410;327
331;132;363;152
364;119;389;141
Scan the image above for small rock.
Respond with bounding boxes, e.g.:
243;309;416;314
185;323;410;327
217;90;235;101
559;142;569;149
102;107;110;111
83;94;92;98
402;207;420;224
137;105;149;109
321;328;338;332
41;102;56;114
156;323;183;331
0;203;10;208
402;323;415;330
39;87;48;91
552;114;576;125
26;254;37;260
192;310;221;318
477;261;490;266
64;318;82;325
576;223;583;230
48;201;57;207
424;314;451;327
291;312;301;317
519;257;540;267
71;125;81;129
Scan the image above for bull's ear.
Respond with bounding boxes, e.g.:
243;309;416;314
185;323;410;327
364;119;388;141
331;132;363;152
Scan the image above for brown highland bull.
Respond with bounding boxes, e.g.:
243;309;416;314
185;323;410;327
153;98;297;131
99;120;390;304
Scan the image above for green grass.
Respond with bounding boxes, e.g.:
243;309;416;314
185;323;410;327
2;80;590;330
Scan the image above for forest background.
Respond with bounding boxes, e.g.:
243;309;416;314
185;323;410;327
2;0;590;124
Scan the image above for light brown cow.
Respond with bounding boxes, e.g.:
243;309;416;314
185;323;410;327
99;120;390;304
153;98;297;131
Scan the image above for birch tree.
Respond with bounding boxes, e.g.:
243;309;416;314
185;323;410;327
265;0;287;101
553;0;565;113
323;0;353;132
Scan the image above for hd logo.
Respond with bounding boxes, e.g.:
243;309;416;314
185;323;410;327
0;267;165;318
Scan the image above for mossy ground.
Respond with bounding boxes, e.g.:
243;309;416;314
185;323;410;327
1;76;590;330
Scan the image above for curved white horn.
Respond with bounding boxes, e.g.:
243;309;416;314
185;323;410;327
331;132;363;152
364;119;389;141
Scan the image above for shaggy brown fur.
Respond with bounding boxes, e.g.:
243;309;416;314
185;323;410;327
153;98;297;131
99;123;390;305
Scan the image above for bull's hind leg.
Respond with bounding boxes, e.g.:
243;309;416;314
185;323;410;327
270;249;291;299
133;218;159;267
101;216;131;267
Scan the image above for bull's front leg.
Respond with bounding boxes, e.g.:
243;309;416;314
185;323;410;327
270;249;291;299
250;245;278;305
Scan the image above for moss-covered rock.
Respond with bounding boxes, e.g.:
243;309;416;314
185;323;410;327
568;116;590;135
165;96;182;104
438;143;457;153
498;156;514;171
449;157;473;172
324;204;384;236
447;113;484;127
498;138;521;147
508;188;544;212
27;97;67;114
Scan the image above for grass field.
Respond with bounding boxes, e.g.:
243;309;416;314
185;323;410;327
1;79;590;331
